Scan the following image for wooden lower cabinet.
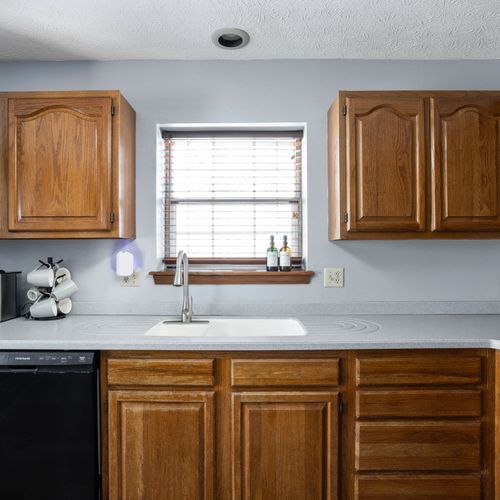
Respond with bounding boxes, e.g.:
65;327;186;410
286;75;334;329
102;350;497;500
348;350;493;500
107;390;215;500
232;391;339;500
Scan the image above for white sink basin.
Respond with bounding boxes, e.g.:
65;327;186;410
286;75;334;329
144;318;306;337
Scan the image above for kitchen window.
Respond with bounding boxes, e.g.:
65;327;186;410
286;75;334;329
153;127;313;284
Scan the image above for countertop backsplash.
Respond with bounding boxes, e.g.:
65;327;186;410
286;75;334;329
69;300;500;316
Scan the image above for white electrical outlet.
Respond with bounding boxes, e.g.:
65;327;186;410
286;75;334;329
120;270;141;287
324;267;344;288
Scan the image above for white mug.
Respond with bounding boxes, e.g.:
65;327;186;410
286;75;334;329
55;267;71;284
30;297;57;319
27;268;55;288
57;298;73;315
27;288;43;302
52;278;78;301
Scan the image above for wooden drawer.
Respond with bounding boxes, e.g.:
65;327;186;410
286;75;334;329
107;358;215;386
355;474;481;499
356;421;481;471
357;389;482;418
231;358;340;387
356;355;482;386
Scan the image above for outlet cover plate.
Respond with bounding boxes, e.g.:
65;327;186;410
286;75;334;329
120;270;141;287
324;267;344;288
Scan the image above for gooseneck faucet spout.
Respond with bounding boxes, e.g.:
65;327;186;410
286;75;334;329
173;250;193;323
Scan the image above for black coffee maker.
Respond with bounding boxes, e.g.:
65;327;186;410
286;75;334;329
0;270;21;322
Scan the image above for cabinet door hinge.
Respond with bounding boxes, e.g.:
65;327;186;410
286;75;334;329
339;399;344;414
342;104;347;116
111;104;116;116
110;212;115;223
344;212;349;224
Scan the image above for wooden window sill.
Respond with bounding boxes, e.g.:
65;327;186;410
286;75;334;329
149;270;315;285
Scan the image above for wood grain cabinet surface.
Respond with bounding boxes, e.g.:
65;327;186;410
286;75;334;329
355;475;482;500
230;358;340;387
430;94;500;232
329;90;500;240
232;391;339;500
343;95;426;233
107;390;215;500
346;350;495;500
0;90;135;239
101;350;499;500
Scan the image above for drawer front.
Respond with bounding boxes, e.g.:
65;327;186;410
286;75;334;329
356;356;482;386
107;358;215;386
357;389;482;418
355;474;481;499
231;358;340;387
356;421;481;471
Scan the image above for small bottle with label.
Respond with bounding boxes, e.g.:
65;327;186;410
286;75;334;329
266;235;279;271
279;235;292;272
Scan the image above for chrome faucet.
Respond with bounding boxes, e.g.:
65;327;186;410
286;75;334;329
173;250;193;323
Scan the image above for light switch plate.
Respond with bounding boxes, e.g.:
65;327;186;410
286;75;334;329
324;268;344;288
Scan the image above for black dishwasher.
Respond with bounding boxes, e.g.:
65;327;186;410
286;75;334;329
0;351;100;500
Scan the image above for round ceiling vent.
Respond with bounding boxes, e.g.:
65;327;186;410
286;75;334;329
212;28;250;50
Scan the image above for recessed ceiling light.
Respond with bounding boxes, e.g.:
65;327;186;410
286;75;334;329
212;28;250;50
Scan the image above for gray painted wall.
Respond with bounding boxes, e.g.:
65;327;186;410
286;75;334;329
1;59;500;312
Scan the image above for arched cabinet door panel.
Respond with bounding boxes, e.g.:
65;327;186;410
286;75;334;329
345;96;426;233
8;97;112;232
431;95;500;232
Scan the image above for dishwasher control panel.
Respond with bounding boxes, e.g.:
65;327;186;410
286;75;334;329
0;352;95;366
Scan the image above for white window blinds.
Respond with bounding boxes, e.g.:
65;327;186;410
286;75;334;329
162;130;303;263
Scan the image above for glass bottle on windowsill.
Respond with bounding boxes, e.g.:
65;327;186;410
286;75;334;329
266;235;279;271
279;235;292;272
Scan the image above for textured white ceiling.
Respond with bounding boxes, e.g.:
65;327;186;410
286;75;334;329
0;0;499;61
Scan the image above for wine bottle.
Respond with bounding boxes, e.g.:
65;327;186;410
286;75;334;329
279;235;292;272
266;235;279;271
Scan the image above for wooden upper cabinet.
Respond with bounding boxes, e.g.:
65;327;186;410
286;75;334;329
329;90;500;239
0;91;135;239
431;94;500;232
345;95;426;233
9;97;111;232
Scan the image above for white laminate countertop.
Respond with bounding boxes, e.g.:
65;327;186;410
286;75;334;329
0;314;499;350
